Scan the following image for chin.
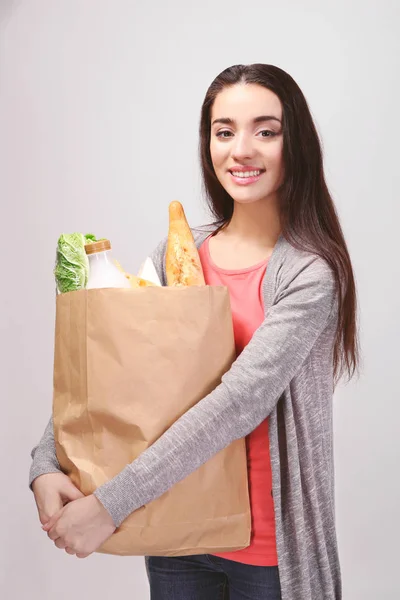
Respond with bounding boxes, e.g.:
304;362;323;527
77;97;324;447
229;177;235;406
227;188;272;205
232;196;265;206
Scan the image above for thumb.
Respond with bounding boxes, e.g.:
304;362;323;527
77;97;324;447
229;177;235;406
61;479;85;502
42;505;64;531
38;496;63;526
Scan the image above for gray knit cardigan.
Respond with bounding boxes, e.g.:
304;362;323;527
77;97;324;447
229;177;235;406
29;224;342;600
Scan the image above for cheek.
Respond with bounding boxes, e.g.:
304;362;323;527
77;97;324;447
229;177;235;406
267;142;284;168
210;140;226;170
266;145;284;182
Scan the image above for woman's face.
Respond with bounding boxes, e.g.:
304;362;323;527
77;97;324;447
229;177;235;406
209;83;284;207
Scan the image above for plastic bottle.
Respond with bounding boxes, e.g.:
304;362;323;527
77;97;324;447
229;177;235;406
85;240;131;289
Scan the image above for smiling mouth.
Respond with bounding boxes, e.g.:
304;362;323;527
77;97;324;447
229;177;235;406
228;169;265;179
228;170;265;185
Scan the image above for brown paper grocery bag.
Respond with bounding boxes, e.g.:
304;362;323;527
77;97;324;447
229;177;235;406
53;286;251;556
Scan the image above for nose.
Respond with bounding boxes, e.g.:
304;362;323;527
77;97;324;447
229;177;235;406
231;132;256;161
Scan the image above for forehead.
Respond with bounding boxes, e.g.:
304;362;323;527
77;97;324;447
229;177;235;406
211;83;282;122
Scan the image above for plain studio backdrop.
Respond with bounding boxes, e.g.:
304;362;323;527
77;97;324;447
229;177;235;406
0;1;398;599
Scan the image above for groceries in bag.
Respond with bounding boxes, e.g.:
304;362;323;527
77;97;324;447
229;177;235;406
51;200;250;556
136;257;162;286
53;200;205;292
54;233;92;293
85;239;131;289
54;234;160;292
115;258;160;288
166;200;206;286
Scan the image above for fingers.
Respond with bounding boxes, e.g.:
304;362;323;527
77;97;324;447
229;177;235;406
42;507;86;557
42;507;63;532
52;536;78;557
54;537;66;550
47;528;60;541
53;536;76;555
64;547;89;558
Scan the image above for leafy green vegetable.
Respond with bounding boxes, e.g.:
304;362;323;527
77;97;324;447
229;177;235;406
54;233;90;293
84;233;98;244
84;233;107;244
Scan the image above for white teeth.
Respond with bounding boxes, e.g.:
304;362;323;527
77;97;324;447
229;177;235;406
231;170;261;178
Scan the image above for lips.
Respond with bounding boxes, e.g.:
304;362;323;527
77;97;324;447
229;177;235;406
228;167;265;174
229;171;264;185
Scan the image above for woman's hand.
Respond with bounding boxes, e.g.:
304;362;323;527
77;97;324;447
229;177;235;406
42;494;116;558
32;472;84;525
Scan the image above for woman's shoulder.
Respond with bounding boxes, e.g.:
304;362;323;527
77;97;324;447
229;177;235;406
280;239;333;275
191;222;219;239
272;238;337;316
149;223;334;290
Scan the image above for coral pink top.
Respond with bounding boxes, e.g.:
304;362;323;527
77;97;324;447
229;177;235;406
198;234;278;566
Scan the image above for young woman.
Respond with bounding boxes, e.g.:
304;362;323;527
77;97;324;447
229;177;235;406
30;64;359;600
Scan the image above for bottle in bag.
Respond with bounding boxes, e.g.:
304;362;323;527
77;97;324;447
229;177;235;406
85;240;131;289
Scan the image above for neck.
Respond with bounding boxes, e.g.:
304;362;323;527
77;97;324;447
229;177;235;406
223;196;282;248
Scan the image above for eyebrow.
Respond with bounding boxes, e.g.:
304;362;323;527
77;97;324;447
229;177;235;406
211;115;282;127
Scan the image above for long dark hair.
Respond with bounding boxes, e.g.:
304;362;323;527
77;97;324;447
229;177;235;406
199;63;360;385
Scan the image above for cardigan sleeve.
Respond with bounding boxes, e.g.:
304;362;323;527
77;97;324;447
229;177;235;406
93;257;338;527
28;416;63;490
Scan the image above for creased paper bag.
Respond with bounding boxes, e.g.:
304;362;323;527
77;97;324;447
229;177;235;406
53;286;251;556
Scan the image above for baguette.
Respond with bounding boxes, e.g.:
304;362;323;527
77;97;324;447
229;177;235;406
166;201;206;286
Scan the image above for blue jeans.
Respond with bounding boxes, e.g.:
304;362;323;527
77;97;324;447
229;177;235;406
145;554;282;600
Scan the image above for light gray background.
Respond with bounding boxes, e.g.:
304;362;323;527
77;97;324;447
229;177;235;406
1;1;399;599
